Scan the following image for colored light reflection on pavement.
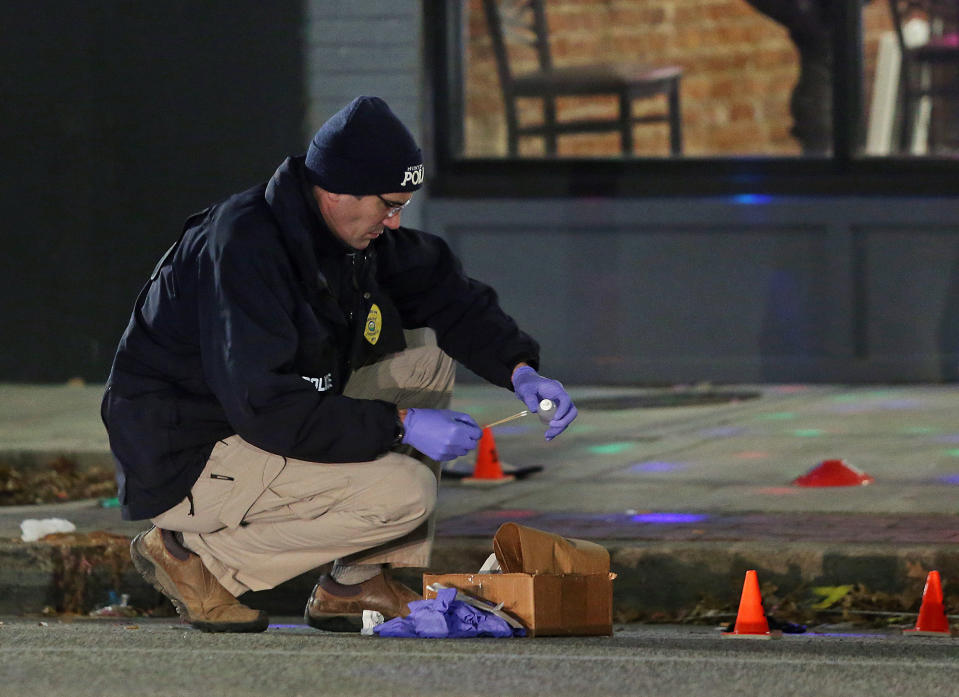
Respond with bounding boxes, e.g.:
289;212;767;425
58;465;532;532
480;509;538;518
937;474;959;485
758;412;795;420
827;399;922;413
875;399;923;410
903;426;936;434
829;404;870;414
933;434;959;444
867;390;899;399
628;460;686;473
947;449;959;457
732;194;772;205
462;404;491;415
794;429;825;437
630;512;709;524
830;393;921;411
588;442;635;455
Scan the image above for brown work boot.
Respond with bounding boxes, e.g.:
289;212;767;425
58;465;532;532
130;527;268;633
304;570;422;632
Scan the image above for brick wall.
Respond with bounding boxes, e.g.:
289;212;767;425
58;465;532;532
465;0;893;157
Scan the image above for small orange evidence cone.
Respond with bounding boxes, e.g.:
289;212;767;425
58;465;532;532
722;570;782;639
904;571;952;637
462;428;515;486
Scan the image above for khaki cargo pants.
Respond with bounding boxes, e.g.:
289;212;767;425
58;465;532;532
151;330;453;597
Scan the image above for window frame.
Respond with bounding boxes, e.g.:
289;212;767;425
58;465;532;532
424;0;959;198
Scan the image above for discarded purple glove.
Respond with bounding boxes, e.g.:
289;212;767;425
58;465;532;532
373;587;524;638
511;366;578;441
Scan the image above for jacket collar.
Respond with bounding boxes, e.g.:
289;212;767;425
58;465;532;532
264;156;355;294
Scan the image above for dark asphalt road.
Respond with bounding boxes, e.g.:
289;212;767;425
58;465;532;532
1;617;957;697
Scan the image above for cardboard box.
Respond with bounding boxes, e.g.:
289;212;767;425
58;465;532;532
423;523;614;637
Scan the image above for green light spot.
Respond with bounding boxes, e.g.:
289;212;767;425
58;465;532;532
831;395;859;403
794;429;824;437
904;426;936;435
588;442;634;455
758;412;795;421
946;449;959;457
454;404;490;415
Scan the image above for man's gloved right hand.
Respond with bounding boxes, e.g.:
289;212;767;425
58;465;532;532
401;408;482;462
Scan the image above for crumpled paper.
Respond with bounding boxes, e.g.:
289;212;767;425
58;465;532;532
478;552;501;573
20;518;76;542
373;587;525;638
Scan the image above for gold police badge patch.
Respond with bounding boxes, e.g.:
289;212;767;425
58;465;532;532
363;304;382;345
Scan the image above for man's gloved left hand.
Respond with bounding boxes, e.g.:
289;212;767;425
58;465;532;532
511;365;578;441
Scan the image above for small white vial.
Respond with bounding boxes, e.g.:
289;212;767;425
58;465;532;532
537;398;556;424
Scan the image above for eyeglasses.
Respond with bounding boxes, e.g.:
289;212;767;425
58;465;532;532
376;194;412;218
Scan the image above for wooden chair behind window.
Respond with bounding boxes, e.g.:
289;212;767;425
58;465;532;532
889;0;959;152
482;0;683;157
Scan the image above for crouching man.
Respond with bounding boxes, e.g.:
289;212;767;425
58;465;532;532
101;96;577;632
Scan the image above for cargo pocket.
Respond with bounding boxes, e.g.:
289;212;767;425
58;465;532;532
203;437;286;529
259;460;353;522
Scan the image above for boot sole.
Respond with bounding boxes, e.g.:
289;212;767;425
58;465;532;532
130;530;268;633
303;611;363;633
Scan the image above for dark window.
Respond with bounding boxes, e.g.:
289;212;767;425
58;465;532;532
425;0;959;196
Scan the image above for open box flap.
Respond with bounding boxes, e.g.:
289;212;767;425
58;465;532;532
492;522;610;575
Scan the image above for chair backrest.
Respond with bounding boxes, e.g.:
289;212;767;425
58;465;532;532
482;0;553;90
889;0;959;52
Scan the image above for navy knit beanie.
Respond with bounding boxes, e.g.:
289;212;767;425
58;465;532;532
304;96;424;195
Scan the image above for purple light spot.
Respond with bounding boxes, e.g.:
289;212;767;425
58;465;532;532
628;461;687;473
877;399;922;410
631;512;709;524
938;474;959;485
933;434;959;444
700;426;746;438
829;403;870;414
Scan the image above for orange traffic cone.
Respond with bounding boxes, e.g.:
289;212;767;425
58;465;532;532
462;428;515;486
904;571;952;637
722;570;781;639
792;459;874;487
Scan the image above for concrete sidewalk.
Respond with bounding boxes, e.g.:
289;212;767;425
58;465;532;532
3;380;959;621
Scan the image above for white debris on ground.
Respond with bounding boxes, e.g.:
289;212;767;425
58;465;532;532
20;518;76;542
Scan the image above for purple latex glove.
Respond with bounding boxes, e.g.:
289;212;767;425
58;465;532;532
401;408;482;461
374;588;518;638
511;366;578;441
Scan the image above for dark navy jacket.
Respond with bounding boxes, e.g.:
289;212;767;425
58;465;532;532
102;156;539;520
